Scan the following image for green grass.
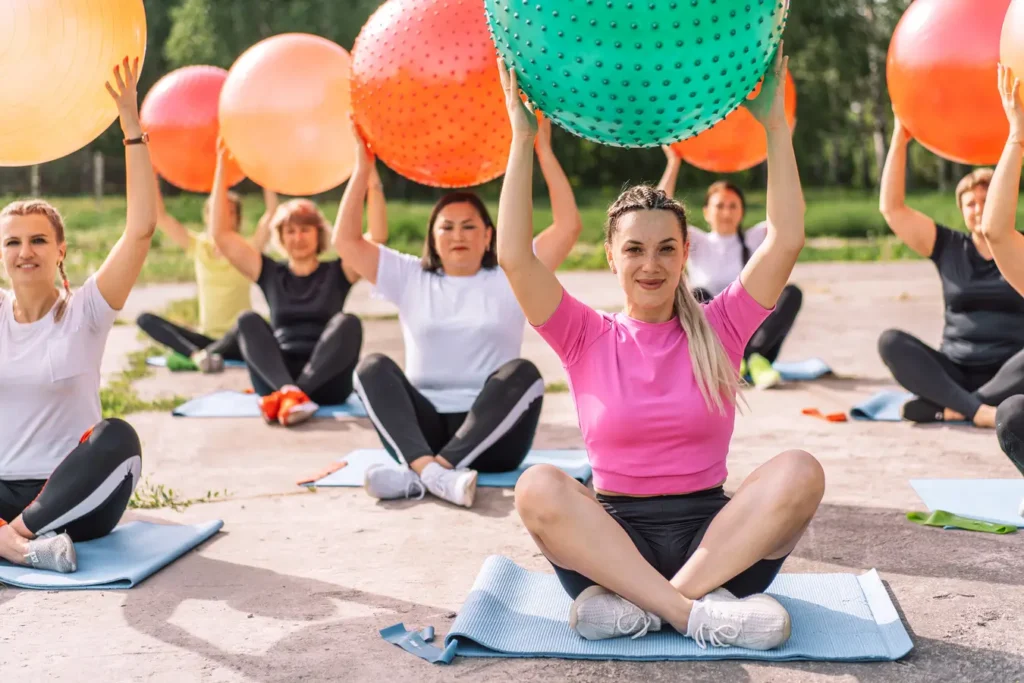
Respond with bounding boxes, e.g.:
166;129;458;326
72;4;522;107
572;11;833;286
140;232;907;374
100;345;189;419
128;478;229;511
3;190;1016;285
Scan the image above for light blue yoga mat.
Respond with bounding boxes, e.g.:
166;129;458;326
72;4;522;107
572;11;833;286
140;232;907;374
172;390;367;419
307;448;591;488
773;358;833;382
850;390;914;421
146;356;246;369
0;520;222;590
911;479;1024;528
438;555;912;663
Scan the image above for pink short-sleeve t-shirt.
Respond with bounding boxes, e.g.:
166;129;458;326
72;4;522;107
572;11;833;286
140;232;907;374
533;280;772;495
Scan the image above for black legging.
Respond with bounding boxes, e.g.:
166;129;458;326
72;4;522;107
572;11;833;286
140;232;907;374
693;283;803;363
354;354;544;472
236;311;362;405
878;329;1024;419
0;418;142;541
136;313;243;361
997;395;1024;476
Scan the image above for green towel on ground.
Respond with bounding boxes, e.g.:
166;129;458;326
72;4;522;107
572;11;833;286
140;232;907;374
906;510;1017;534
165;352;198;372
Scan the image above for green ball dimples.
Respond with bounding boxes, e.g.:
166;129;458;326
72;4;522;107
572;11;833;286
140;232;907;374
484;0;790;147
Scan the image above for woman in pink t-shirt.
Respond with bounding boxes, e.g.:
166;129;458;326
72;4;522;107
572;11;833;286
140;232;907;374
495;48;824;651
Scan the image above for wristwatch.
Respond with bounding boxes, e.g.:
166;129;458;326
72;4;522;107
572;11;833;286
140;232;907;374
124;132;149;146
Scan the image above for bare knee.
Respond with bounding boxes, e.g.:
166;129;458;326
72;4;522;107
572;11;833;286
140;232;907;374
775;449;825;512
514;464;574;529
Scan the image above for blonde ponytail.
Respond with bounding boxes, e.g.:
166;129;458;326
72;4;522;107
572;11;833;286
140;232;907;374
673;276;741;413
607;185;740;413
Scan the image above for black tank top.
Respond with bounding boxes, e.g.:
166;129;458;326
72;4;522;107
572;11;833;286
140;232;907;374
256;255;353;355
931;225;1024;366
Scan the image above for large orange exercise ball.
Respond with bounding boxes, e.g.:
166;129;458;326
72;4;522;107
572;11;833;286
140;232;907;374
141;66;245;193
219;33;355;196
887;0;1011;165
1002;0;1024;103
351;0;510;188
672;70;798;173
0;0;147;166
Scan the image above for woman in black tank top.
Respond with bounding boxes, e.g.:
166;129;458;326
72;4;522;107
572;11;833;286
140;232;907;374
210;139;389;427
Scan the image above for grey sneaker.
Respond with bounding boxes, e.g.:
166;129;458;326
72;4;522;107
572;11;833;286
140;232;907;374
569;585;662;640
364;464;426;501
25;532;77;573
686;588;791;650
191;350;224;374
420;463;478;507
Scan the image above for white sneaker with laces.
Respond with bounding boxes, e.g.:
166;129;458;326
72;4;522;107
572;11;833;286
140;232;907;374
686;588;791;651
568;585;662;640
363;465;426;501
419;462;477;507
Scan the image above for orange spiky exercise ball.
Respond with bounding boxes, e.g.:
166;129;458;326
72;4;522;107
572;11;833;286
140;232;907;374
351;0;511;188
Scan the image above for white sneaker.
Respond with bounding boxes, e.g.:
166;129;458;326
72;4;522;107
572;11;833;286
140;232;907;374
686;588;791;650
364;464;426;501
568;585;662;640
25;532;77;573
420;462;478;507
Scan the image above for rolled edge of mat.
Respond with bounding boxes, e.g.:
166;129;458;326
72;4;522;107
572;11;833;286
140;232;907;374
856;569;913;660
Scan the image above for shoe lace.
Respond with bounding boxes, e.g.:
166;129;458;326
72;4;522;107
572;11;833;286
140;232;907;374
616;611;654;639
692;622;739;649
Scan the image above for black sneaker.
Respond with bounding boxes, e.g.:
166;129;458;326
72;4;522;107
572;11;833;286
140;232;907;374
902;397;944;423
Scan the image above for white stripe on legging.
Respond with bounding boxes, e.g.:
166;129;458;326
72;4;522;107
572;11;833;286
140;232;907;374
37;455;142;535
353;372;409;466
456;377;545;470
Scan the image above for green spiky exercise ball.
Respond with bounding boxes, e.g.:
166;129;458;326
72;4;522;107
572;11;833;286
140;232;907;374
484;0;790;147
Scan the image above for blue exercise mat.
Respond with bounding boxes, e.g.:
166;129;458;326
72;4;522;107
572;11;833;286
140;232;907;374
172;390;367;419
428;555;912;663
306;448;591;488
911;479;1024;527
146;356;247;369
773;358;833;382
0;520;222;590
850;390;914;421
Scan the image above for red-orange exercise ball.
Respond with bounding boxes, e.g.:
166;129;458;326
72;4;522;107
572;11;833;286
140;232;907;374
141;66;245;193
887;0;1011;165
1002;0;1024;104
672;70;797;173
351;0;510;188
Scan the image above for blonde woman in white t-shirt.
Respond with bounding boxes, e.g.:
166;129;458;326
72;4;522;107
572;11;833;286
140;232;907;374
658;153;804;389
332;119;582;508
0;57;156;573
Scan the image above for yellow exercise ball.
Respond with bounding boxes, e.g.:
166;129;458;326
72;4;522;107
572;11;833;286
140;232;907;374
0;0;148;166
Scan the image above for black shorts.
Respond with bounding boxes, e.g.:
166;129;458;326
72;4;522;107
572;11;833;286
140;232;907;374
551;486;788;600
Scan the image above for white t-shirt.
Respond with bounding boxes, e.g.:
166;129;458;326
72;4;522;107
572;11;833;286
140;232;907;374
373;246;526;413
687;221;769;297
0;277;118;479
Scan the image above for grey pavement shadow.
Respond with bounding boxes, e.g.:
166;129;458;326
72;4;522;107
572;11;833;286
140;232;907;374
793;501;1022;587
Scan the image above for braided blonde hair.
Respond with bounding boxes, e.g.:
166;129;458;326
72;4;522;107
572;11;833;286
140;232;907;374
606;186;740;413
0;199;72;322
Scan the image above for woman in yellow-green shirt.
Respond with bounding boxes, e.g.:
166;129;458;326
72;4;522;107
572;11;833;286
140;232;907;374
136;176;278;373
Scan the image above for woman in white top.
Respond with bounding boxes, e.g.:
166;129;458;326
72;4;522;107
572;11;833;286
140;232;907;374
0;58;156;573
657;152;803;389
333;118;582;508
